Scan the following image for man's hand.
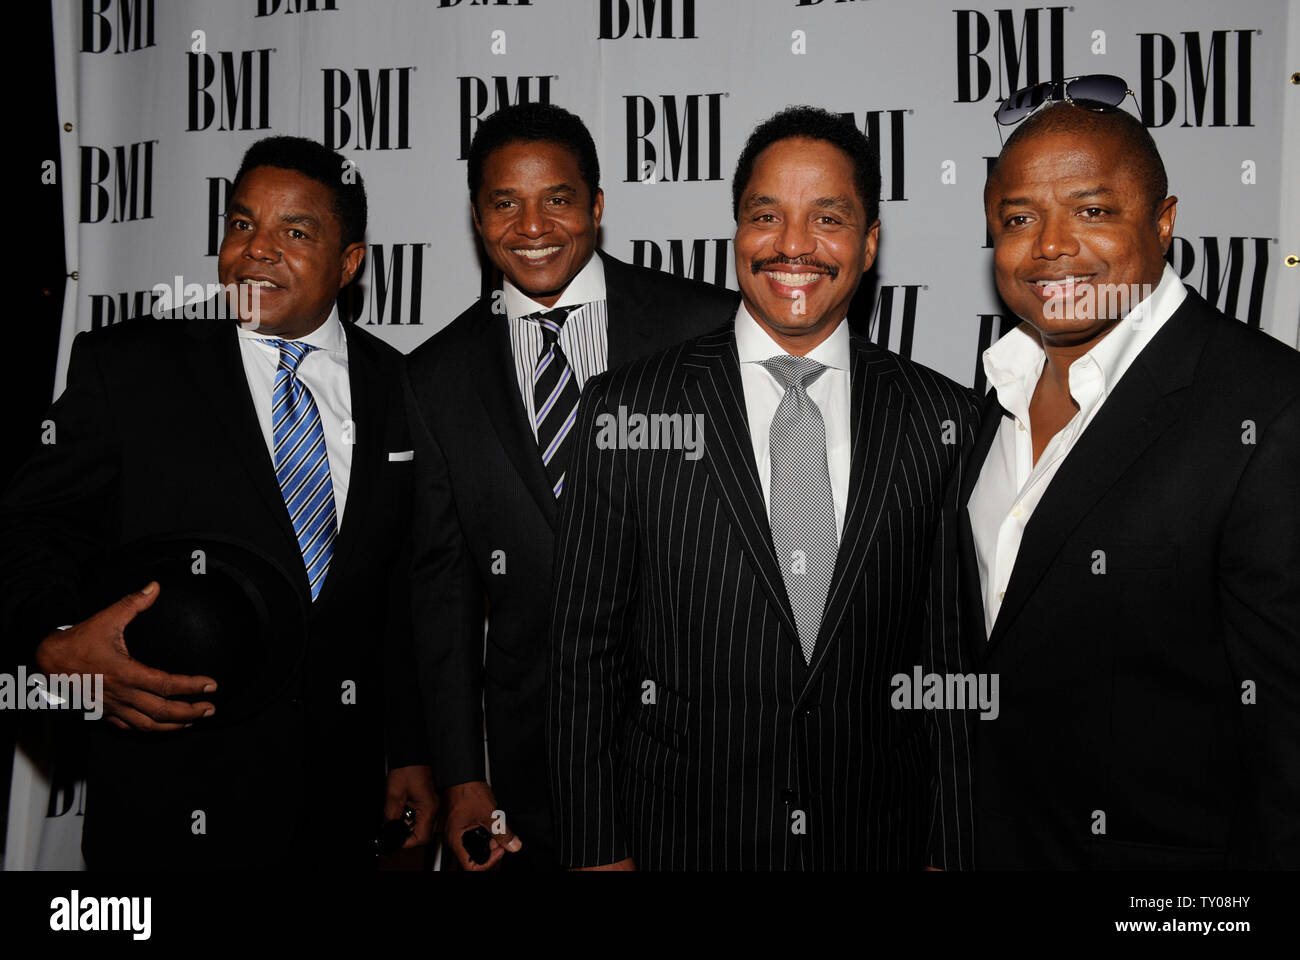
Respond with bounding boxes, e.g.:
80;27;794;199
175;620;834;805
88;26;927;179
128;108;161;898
384;764;439;848
33;582;217;731
572;858;636;871
441;780;522;871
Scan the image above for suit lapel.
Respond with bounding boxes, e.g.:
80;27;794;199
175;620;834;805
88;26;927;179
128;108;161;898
802;336;907;690
466;299;559;529
985;298;1210;655
961;390;1004;509
959;390;1008;660
682;328;801;649
180;310;304;587
314;323;381;603
601;251;655;370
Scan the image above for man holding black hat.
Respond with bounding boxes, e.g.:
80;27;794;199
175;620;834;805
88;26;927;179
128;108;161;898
0;136;436;869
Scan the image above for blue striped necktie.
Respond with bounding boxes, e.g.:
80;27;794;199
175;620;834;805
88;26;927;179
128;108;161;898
531;307;581;498
268;338;337;601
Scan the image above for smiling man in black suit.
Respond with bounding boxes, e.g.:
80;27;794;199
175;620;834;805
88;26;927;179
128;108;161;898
966;101;1300;868
548;106;978;871
0;136;436;869
405;102;737;872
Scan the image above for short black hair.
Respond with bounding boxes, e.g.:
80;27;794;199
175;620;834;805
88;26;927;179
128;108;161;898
731;105;880;226
231;136;367;248
466;102;601;209
986;102;1169;216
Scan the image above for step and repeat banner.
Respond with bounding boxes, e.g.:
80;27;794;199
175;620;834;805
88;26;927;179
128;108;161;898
9;0;1298;869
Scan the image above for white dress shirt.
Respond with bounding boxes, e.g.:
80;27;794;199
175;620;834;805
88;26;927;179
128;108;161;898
505;253;610;440
968;264;1187;637
735;302;852;537
235;306;354;522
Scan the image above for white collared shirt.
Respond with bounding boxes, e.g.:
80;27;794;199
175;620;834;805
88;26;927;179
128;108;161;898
236;306;354;521
735;302;852;537
968;264;1187;638
505;253;610;440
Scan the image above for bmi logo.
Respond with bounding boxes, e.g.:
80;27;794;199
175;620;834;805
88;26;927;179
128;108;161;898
1167;236;1269;327
850;285;920;359
982;155;998;248
458;76;555;159
342;243;427;326
256;0;339;13
205;177;234;256
188;49;273;131
631;239;731;287
839;109;908;203
954;6;1067;103
625;93;724;182
88;290;157;328
323;68;414;150
82;0;155;53
599;0;697;38
1137;29;1254;127
80;140;156;223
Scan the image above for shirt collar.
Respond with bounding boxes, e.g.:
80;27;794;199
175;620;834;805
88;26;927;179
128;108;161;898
982;262;1186;407
236;304;347;355
734;299;851;371
1082;261;1185;390
502;252;607;321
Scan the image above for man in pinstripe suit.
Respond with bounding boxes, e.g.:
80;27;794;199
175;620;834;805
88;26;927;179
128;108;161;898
549;107;980;870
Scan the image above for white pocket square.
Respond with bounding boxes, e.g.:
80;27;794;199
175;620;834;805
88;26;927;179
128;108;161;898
388;450;414;462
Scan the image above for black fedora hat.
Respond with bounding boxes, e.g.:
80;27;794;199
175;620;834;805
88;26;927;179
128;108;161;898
88;534;308;724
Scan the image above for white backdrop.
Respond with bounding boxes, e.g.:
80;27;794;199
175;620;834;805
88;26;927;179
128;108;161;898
9;0;1298;870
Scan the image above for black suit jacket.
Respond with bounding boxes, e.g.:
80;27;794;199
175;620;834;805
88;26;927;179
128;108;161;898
549;323;980;869
959;291;1300;869
404;251;738;860
0;307;426;869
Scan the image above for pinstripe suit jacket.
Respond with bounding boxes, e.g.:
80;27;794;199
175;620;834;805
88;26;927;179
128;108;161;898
549;322;980;870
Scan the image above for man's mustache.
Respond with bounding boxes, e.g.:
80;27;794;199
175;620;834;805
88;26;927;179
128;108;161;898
751;256;839;279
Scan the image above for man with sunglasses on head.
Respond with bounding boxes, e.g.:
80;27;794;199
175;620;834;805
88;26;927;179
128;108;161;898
966;85;1300;868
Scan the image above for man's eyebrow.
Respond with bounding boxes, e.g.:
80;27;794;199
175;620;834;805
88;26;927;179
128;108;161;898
996;185;1120;215
228;201;253;218
813;196;854;215
486;183;578;198
280;212;321;229
997;196;1034;212
1065;185;1116;201
743;194;779;210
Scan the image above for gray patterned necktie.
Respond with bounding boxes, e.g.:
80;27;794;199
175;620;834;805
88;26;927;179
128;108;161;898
761;354;838;664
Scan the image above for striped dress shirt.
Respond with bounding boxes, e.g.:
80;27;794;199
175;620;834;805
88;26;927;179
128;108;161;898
505;253;610;440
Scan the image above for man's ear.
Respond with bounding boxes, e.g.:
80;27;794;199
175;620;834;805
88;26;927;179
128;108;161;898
470;199;483;235
590;188;605;231
339;241;366;288
1155;195;1178;254
861;220;881;273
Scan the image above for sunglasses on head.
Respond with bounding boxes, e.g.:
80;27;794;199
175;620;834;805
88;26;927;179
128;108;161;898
993;74;1135;126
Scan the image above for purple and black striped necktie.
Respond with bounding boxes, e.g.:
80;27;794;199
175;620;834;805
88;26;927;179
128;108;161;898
530;307;581;498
